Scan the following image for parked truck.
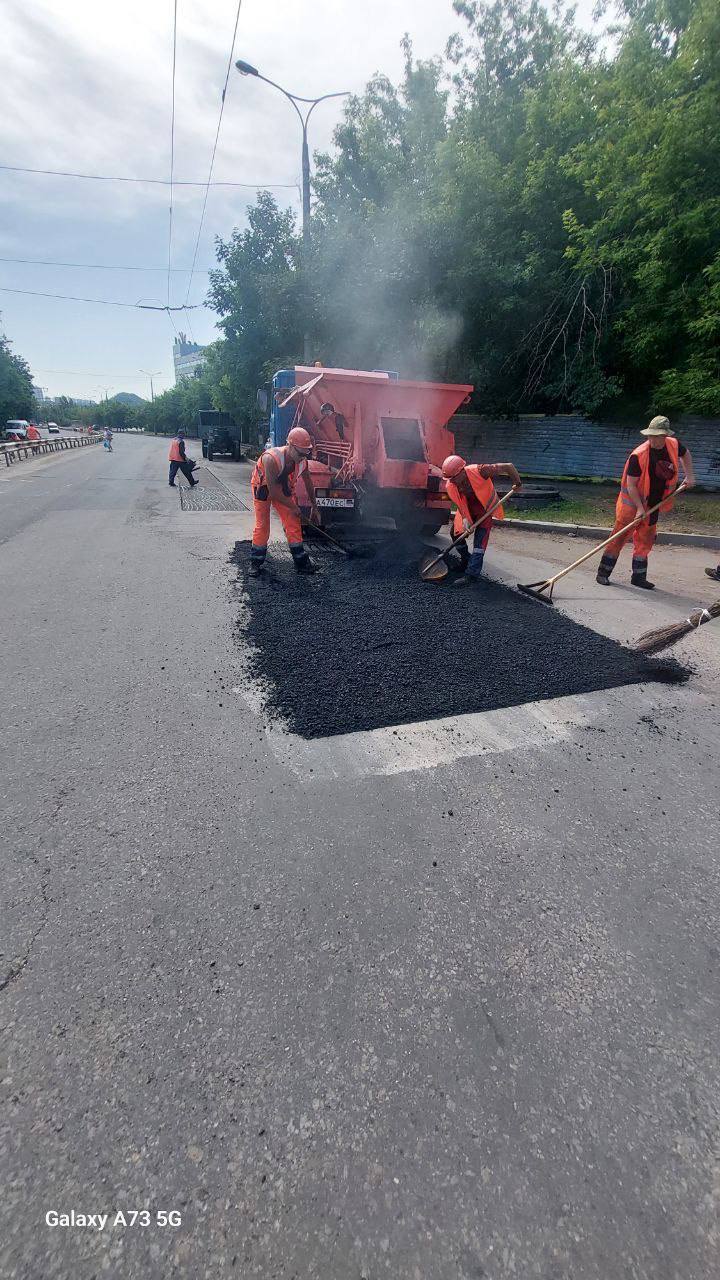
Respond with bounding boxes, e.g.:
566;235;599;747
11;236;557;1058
198;409;257;461
265;365;472;535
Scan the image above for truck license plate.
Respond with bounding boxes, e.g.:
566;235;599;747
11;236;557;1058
316;496;354;508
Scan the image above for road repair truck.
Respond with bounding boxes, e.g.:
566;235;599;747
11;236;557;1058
266;365;472;535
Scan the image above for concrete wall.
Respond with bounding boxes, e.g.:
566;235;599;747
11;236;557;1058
452;413;720;490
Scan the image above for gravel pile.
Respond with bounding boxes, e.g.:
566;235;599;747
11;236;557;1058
233;540;688;739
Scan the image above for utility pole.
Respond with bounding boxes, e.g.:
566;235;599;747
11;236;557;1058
235;60;349;364
140;370;161;403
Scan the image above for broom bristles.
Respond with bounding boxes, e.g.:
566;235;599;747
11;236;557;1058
636;599;720;655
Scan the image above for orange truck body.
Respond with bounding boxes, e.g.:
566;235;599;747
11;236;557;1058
274;365;472;533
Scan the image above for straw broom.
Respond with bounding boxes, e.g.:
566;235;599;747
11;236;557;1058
635;599;720;655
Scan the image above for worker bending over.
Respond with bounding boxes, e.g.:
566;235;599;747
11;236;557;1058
597;416;695;590
442;455;522;585
250;427;320;576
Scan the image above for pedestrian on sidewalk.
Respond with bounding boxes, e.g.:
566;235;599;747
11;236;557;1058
168;432;197;487
596;416;695;591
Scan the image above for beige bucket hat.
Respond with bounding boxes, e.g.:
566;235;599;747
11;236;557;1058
641;414;675;437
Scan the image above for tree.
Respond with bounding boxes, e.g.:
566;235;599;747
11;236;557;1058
202;0;720;417
0;321;34;424
207;192;304;429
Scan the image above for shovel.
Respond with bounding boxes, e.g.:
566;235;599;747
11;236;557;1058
517;482;687;604
419;486;521;583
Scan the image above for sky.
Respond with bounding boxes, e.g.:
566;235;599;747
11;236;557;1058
0;0;597;403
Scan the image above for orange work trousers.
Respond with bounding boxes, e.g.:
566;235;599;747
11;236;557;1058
252;494;303;549
604;503;657;562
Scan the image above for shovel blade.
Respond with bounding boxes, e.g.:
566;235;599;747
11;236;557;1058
420;552;448;583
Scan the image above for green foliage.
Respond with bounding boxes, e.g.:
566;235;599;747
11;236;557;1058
201;0;720;418
0;322;34;424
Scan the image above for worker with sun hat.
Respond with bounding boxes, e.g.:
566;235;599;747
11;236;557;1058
596;415;695;591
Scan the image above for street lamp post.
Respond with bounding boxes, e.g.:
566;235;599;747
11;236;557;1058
235;59;349;364
140;370;161;403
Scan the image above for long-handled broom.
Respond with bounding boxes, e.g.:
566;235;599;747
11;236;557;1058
635;599;720;655
517;482;687;604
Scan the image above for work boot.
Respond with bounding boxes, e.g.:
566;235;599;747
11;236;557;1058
705;567;720;582
451;575;474;587
631;572;655;590
249;546;266;577
465;549;485;580
289;543;318;575
597;553;616;586
294;556;318;575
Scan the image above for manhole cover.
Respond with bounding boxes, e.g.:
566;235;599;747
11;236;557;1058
233;540;686;739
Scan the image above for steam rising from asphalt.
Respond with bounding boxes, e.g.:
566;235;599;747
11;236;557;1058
314;206;463;381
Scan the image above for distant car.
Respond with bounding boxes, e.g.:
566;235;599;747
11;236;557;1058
5;419;29;440
47;423;61;434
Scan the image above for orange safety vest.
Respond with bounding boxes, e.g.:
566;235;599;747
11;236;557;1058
446;464;504;536
169;437;184;462
252;446;306;500
617;438;679;519
27;424;41;440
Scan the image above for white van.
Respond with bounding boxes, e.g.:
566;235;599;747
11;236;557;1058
46;422;61;434
5;420;30;439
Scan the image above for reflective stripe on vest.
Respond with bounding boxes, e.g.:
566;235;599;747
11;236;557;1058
169;438;184;462
252;446;306;498
617;438;679;515
446;465;501;531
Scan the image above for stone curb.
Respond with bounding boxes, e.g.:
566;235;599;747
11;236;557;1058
500;517;720;551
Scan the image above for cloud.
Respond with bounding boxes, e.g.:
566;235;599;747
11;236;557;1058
0;0;462;396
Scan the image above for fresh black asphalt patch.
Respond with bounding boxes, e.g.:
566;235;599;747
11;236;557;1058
232;539;688;739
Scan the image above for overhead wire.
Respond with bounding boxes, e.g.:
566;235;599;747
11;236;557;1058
0;285;201;309
0;255;211;272
167;0;179;308
183;0;243;308
0;163;297;188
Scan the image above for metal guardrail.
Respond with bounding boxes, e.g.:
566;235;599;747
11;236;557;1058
1;434;101;467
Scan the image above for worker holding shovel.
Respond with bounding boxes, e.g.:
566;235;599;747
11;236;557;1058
249;427;320;576
596;416;695;590
441;455;522;585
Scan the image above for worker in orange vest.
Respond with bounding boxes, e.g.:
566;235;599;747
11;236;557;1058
597;416;695;590
27;423;41;441
168;432;197;487
250;426;320;576
442;454;522;585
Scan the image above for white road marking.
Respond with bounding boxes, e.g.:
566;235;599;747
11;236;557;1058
233;679;698;779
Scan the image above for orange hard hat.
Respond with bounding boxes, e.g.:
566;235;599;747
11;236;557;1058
442;454;466;479
287;426;313;451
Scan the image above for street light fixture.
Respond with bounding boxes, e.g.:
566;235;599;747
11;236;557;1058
140;370;161;403
235;58;349;362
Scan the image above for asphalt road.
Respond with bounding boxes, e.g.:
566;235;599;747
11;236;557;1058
1;436;719;1280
